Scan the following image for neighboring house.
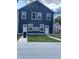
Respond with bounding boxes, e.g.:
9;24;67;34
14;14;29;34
17;1;54;35
53;23;61;33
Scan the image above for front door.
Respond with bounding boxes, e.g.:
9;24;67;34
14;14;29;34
23;24;27;32
45;25;49;34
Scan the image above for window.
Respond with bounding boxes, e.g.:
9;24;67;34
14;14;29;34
40;24;44;32
31;12;36;20
21;11;26;19
37;12;42;20
46;13;51;21
28;24;33;31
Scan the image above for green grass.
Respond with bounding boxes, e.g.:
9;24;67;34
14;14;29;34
17;34;21;41
27;35;60;42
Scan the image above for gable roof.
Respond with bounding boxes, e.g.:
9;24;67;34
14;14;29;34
18;1;54;13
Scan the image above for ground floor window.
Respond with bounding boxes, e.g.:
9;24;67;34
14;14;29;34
28;24;33;31
27;24;45;32
40;24;44;32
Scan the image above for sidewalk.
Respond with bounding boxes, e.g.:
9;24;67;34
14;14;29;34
47;35;61;41
17;37;61;59
18;36;27;42
17;36;27;48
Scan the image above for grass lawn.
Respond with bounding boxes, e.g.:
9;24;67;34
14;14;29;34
52;34;61;39
27;35;60;42
17;34;21;41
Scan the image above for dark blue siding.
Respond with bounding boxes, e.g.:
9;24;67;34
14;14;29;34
18;1;54;35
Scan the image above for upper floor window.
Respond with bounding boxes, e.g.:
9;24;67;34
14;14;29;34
46;13;51;21
21;11;26;19
31;12;36;20
37;12;42;20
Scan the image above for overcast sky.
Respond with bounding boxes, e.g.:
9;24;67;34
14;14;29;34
17;0;61;12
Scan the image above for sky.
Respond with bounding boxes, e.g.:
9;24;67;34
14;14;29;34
17;0;61;18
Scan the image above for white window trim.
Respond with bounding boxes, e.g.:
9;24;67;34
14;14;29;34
46;13;51;21
40;24;44;32
28;24;33;31
31;12;36;20
37;12;42;20
21;11;27;19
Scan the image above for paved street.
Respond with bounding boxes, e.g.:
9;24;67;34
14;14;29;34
17;37;61;59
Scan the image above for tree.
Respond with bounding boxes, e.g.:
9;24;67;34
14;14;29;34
54;16;61;25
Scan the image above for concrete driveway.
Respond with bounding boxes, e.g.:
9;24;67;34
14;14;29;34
17;36;61;59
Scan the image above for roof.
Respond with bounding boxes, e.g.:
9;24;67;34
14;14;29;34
17;1;54;13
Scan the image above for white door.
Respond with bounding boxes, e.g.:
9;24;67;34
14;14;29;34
23;24;27;32
45;25;49;34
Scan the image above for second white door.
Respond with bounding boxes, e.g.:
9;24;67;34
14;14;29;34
45;25;49;34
